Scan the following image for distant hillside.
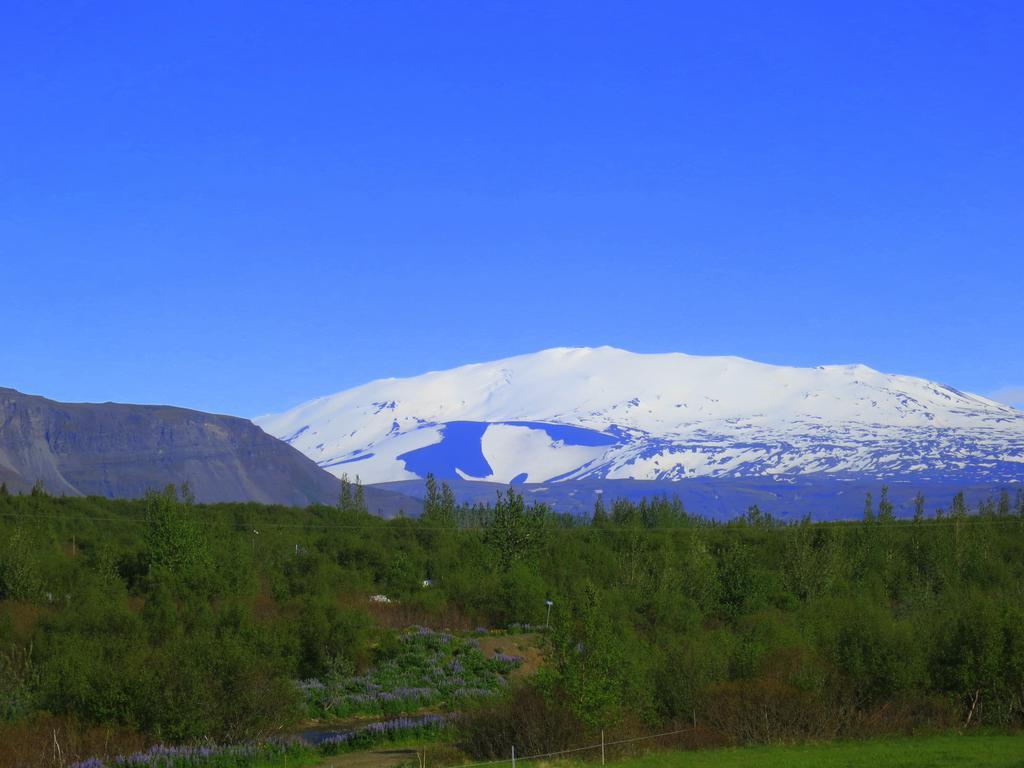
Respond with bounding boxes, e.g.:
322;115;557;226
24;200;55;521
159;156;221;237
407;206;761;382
0;387;419;512
374;476;1019;521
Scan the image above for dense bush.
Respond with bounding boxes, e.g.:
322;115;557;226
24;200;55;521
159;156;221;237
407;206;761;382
457;685;587;759
1;479;1023;763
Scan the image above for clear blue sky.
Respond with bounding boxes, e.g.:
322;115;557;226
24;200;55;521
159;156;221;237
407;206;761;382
2;2;1022;416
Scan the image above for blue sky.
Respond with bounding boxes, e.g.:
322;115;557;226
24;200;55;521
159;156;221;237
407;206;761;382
2;2;1021;416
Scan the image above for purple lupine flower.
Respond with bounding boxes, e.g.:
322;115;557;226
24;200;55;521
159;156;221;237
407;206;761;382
454;687;494;699
493;652;523;666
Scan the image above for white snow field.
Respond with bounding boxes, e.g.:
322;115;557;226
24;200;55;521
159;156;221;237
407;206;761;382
255;347;1024;485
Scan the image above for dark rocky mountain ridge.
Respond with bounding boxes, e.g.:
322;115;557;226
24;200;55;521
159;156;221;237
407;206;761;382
0;387;418;513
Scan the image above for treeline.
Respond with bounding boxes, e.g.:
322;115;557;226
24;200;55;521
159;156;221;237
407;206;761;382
1;478;1024;761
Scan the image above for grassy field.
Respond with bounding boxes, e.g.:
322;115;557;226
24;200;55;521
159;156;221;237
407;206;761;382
435;735;1024;768
606;735;1024;768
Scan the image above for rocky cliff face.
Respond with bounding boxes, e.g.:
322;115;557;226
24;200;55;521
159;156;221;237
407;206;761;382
0;387;415;512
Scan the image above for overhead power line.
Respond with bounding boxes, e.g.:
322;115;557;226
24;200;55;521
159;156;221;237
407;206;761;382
0;509;1021;532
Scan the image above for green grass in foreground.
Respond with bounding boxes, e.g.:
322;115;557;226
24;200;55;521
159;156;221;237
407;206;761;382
602;735;1024;768
467;735;1024;768
255;758;318;768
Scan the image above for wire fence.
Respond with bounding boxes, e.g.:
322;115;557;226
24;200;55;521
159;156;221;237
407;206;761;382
426;726;698;767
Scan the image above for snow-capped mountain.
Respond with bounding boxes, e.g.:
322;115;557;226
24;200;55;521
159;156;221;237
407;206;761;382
255;347;1024;485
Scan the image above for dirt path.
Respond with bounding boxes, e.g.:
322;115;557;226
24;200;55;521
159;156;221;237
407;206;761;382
317;748;419;768
476;632;544;679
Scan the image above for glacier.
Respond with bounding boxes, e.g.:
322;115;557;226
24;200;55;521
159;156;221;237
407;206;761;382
255;347;1024;486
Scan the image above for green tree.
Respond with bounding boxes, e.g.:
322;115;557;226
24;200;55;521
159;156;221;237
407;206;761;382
144;485;208;579
743;504;777;528
592;494;608;525
296;598;373;679
499;562;548;626
338;473;358;513
421;473;456;527
717;540;763;619
0;528;41;601
679;533;719;612
951;491;968;518
423;473;440;518
353;476;367;514
484;489;546;572
878;486;894;522
441;481;456;522
783;516;835;601
0;640;37;720
997;489;1011;517
542;583;627;727
142;579;179;645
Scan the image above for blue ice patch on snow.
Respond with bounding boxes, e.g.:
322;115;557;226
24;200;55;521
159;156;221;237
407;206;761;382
282;425;310;444
397;420;620;480
321;453;374;468
398;421;493;479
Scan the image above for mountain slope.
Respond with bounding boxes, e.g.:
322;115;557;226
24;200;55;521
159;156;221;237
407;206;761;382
374;477;1016;521
256;347;1024;486
0;387;417;511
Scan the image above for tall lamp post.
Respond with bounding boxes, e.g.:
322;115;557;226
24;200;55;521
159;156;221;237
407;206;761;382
544;599;554;629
